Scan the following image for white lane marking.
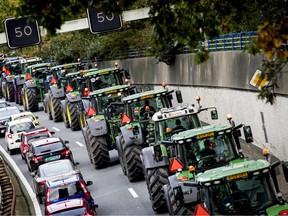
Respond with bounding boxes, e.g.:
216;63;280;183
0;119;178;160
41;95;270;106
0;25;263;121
52;127;60;131
128;188;138;198
76;141;84;147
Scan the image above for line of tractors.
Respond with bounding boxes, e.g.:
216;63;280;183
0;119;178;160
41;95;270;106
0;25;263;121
1;55;288;215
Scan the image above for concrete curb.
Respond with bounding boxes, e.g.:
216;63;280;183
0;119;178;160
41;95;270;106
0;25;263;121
0;145;42;216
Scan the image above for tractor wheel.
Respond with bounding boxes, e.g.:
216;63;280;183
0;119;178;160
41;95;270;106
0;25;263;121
0;80;2;98
118;134;127;175
84;128;94;164
22;90;27;111
15;87;19;104
6;82;15;102
163;184;193;216
79;111;87;131
146;167;169;213
123;141;144;182
24;86;39;112
89;134;110;169
66;99;80;131
49;90;63;122
46;101;52;120
62;108;70;128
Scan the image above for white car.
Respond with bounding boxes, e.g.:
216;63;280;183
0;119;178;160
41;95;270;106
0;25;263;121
5;118;36;154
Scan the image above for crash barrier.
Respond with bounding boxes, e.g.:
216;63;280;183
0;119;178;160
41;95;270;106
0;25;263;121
123;31;258;59
0;145;42;216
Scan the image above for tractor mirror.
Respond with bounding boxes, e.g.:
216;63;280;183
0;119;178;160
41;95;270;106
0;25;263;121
211;110;218;120
125;70;130;79
243;126;253;143
175;90;183;103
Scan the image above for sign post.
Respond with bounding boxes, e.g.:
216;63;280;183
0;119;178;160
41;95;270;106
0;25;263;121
4;17;41;49
87;7;122;34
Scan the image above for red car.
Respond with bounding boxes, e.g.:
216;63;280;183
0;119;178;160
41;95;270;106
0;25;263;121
20;127;55;160
45;198;96;215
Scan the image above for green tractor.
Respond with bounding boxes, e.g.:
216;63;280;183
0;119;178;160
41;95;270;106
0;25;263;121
161;117;254;215
115;84;188;183
21;62;52;111
78;66;130;130
1;58;23;102
182;157;288;215
82;85;136;169
13;57;43;105
139;102;218;213
43;62;85;122
60;69;97;131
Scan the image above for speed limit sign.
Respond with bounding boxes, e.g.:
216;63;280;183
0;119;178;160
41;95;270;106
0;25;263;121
87;7;122;34
4;17;41;49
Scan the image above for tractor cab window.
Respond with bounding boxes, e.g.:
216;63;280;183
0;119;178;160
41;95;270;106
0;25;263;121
90;73;118;91
206;174;274;215
96;93;123;114
183;134;235;169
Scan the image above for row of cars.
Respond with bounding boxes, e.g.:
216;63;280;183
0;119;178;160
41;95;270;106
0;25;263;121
0;99;97;215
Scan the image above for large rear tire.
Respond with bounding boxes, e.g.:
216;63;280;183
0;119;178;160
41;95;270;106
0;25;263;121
6;82;15;102
49;90;63;122
163;184;193;216
146;167;169;213
24;85;39;112
66;99;80;131
84;128;93;164
123;141;144;182
89;133;110;169
62;108;70;128
118;134;127;175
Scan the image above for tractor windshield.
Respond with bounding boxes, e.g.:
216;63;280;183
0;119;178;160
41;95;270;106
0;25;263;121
201;173;275;215
93;93;124;114
179;133;236;169
129;97;170;121
156;115;201;141
89;73;121;91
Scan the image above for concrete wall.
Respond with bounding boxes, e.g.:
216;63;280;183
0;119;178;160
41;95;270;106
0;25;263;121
100;51;288;161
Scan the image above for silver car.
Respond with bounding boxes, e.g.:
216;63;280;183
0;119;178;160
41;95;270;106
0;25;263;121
32;159;81;204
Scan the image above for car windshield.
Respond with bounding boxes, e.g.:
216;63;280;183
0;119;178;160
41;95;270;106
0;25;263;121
179;133;235;169
34;142;64;154
49;182;85;202
50;207;86;215
10;122;35;134
27;132;50;142
205;174;275;215
41;162;73;178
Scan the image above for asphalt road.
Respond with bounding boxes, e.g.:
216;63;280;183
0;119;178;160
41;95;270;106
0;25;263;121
0;102;167;216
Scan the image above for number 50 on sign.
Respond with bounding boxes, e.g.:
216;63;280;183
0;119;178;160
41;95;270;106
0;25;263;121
4;17;41;49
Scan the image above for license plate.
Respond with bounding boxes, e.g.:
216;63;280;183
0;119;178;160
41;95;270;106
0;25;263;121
45;155;60;162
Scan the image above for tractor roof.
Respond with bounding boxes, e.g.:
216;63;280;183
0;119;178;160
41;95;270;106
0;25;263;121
196;159;270;183
51;62;83;71
89;85;130;97
27;63;51;69
152;105;198;122
171;123;233;142
83;67;119;77
122;88;168;102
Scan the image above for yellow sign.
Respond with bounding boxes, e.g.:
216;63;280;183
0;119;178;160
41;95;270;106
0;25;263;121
227;172;248;181
141;94;154;100
198;132;214;139
99;71;110;75
249;69;269;90
106;89;117;94
64;65;73;69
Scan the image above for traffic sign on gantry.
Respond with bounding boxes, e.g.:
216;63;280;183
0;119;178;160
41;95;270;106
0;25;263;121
4;17;41;49
87;7;122;34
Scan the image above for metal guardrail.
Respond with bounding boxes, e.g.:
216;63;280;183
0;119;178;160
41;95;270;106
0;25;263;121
121;31;258;59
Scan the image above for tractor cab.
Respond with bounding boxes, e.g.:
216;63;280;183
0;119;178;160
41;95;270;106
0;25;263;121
83;66;130;92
